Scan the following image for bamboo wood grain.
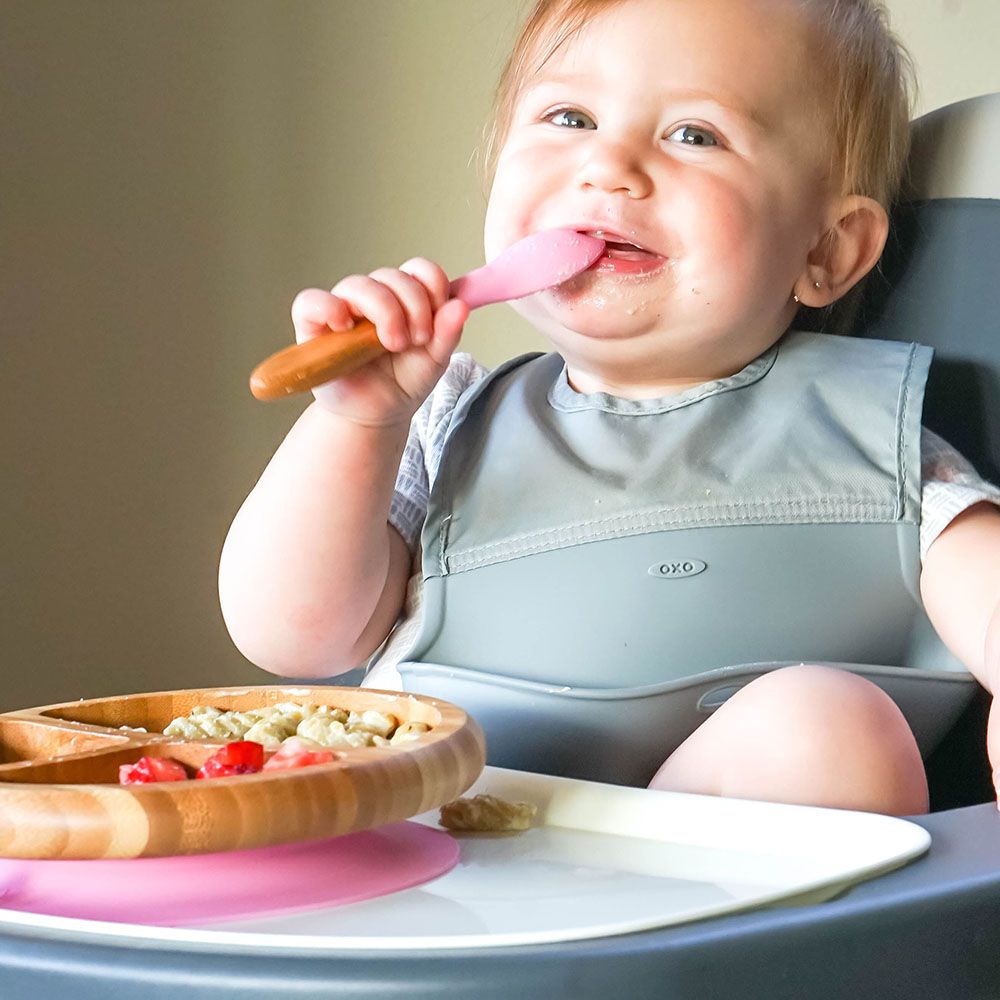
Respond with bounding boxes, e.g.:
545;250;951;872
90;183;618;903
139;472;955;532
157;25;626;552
0;686;485;860
249;321;385;400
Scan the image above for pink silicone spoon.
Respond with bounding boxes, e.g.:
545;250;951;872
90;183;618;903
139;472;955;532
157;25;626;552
249;229;605;400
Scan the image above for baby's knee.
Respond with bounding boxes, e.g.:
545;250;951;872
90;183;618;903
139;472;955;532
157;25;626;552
740;665;926;811
743;663;902;727
737;665;918;758
653;665;928;814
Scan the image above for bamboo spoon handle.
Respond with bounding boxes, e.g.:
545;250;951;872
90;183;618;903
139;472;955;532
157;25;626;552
249;321;385;401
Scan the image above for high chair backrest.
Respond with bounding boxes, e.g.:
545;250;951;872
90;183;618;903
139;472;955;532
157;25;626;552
828;91;1000;483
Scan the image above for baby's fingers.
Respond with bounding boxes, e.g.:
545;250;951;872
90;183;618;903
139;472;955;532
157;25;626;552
393;258;465;363
398;257;452;316
290;288;356;345
425;297;470;367
330;270;438;354
365;267;438;349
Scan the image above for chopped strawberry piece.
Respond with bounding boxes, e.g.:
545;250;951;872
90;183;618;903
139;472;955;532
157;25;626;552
263;738;335;771
196;740;265;779
119;756;189;784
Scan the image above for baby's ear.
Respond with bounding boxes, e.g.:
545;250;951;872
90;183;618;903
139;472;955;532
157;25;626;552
794;196;889;307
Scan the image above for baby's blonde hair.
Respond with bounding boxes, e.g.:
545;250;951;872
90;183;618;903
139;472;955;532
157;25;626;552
478;0;916;209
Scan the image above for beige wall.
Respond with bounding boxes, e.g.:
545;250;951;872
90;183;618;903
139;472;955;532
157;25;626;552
890;0;1000;116
3;0;999;710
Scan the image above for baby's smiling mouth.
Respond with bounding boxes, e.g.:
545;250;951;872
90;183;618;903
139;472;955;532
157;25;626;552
578;229;667;272
603;241;656;260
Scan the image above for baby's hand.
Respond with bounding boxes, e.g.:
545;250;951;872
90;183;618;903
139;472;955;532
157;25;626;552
989;695;1000;808
987;621;1000;809
291;258;469;426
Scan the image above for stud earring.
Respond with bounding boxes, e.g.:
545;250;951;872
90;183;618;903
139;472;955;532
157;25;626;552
814;281;822;289
793;294;801;303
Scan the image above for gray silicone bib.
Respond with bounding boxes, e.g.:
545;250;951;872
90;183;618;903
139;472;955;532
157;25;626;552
397;332;975;784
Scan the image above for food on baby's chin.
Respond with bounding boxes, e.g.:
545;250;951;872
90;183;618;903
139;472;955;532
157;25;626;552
439;793;537;832
163;702;431;749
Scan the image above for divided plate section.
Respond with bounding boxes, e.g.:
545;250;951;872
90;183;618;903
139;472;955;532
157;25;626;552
32;685;443;735
0;686;485;860
0;718;129;768
0;742;289;785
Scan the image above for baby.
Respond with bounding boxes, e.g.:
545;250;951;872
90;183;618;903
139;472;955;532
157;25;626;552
220;0;1000;816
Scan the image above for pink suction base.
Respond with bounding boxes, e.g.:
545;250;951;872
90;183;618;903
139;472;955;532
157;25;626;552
0;821;459;926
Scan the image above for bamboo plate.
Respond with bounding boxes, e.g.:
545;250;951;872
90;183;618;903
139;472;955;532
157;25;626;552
0;686;486;860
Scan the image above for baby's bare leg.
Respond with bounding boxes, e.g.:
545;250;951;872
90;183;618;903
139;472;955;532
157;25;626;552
650;665;928;815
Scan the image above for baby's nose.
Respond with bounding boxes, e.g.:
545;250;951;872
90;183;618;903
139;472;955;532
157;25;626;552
576;142;653;200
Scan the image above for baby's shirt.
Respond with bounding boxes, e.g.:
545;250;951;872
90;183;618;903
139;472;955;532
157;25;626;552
365;350;1000;688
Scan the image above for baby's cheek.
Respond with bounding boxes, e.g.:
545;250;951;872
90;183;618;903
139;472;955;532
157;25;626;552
697;188;761;257
691;192;792;298
484;147;548;233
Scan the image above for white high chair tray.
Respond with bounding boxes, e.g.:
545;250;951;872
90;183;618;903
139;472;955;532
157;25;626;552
0;766;929;952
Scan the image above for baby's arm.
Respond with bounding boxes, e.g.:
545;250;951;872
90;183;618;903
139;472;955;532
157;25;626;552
919;502;1000;797
219;259;469;678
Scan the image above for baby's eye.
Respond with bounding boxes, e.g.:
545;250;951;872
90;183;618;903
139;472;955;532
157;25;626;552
545;107;596;130
666;125;720;147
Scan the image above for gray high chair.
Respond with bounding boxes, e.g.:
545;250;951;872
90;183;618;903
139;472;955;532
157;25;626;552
0;94;997;1000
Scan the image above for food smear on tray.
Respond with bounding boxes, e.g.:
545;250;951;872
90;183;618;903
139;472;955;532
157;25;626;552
439;793;538;832
162;701;431;749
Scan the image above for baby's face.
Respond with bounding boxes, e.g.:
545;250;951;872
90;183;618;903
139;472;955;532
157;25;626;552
484;0;838;393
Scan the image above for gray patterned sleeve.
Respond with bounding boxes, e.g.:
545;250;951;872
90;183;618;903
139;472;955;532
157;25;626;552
920;427;1000;559
387;353;489;551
